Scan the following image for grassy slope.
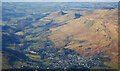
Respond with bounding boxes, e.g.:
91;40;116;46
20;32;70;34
48;9;118;68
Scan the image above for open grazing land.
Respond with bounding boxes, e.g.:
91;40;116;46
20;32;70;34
2;2;119;69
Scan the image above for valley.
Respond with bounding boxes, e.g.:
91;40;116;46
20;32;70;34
2;2;118;69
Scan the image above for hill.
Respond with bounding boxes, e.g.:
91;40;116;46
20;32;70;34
2;2;118;69
49;9;118;68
